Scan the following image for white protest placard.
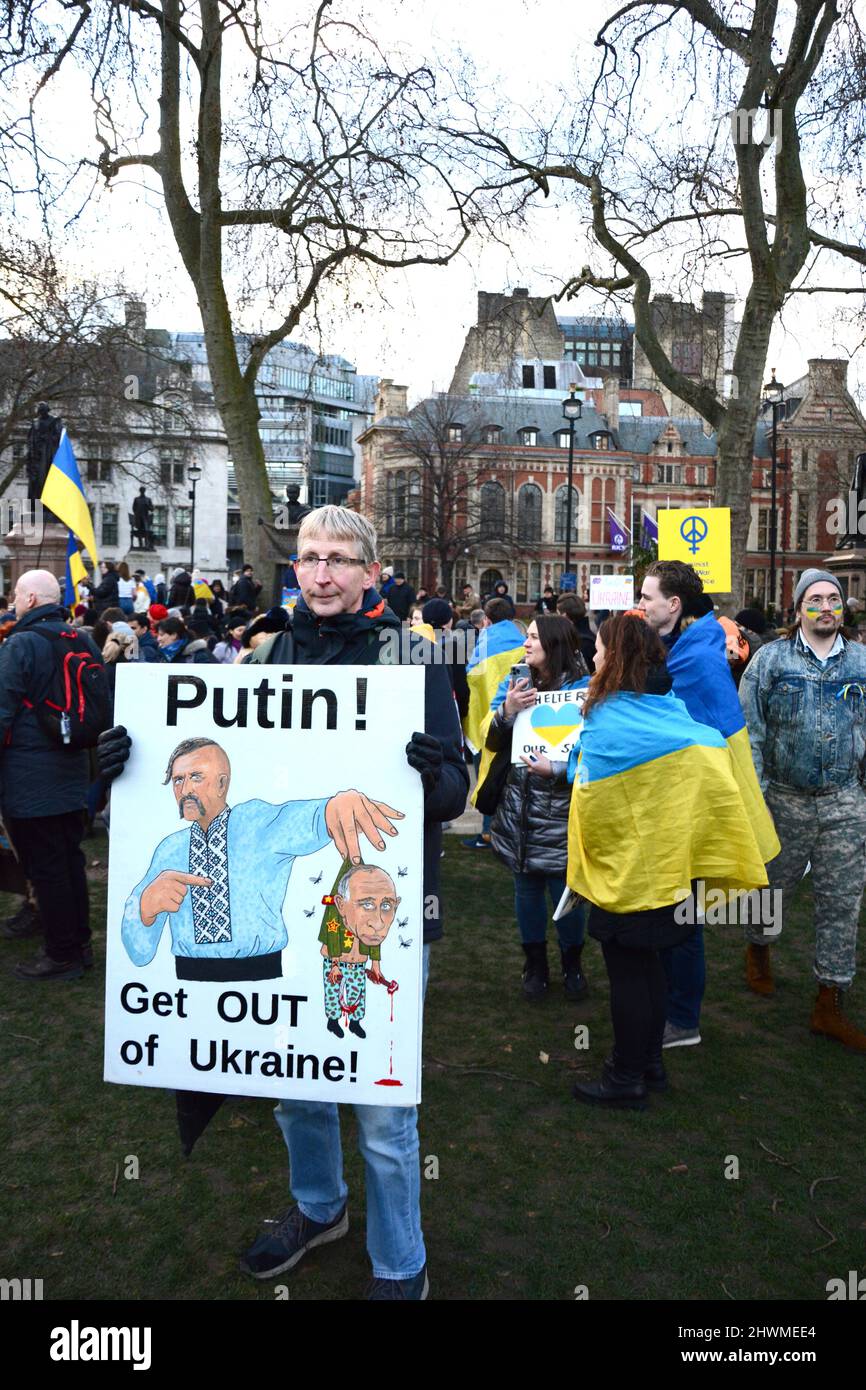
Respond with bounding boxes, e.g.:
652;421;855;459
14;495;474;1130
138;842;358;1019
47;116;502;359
104;664;425;1106
589;574;634;610
510;687;586;764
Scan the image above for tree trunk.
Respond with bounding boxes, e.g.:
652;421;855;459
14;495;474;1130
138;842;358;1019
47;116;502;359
713;280;778;610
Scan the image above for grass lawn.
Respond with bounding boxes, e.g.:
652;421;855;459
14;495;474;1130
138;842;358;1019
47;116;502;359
1;831;864;1302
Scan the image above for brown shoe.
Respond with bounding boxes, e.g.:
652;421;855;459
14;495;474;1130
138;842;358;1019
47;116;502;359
810;985;866;1053
745;943;774;995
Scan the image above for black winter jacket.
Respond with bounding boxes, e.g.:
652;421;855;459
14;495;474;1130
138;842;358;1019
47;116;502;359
0;605;99;817
485;685;578;877
93;570;119;615
252;590;468;942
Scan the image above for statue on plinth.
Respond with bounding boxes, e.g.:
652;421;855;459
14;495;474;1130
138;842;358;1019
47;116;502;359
131;486;155;549
26;402;63;522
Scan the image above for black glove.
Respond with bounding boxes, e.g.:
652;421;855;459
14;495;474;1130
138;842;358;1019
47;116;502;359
405;730;443;795
97;725;132;783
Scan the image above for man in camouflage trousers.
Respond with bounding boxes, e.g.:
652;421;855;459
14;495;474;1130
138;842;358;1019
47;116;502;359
739;569;866;1051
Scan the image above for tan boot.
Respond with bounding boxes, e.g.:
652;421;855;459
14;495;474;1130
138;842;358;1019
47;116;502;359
810;985;866;1053
745;943;774;996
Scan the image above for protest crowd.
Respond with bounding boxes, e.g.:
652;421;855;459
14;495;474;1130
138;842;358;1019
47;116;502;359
2;500;866;1302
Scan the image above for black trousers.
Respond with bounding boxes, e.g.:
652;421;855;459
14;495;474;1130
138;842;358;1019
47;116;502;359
7;811;90;962
600;936;668;1079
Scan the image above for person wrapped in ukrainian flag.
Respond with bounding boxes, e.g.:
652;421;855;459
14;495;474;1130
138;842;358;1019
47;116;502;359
524;612;772;1112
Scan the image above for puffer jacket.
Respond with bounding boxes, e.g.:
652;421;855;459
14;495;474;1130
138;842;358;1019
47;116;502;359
486;675;587;876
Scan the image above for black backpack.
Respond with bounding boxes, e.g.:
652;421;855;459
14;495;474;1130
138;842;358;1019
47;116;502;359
25;626;111;750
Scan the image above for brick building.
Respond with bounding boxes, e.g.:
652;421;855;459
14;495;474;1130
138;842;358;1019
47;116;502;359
358;292;866;610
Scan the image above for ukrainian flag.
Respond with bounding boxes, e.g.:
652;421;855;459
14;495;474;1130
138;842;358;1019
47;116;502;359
40;429;99;571
567;691;771;913
64;532;88;607
464;618;525;755
667;614;779;864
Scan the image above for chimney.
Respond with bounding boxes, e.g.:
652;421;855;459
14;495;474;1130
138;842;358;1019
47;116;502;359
124;299;146;340
375;380;408;419
807;358;849;394
602;375;619;431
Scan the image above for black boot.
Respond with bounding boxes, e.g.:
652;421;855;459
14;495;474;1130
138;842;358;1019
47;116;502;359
521;942;549;1001
573;1062;649;1111
561;944;588;1001
604;1049;667;1094
643;1045;668;1093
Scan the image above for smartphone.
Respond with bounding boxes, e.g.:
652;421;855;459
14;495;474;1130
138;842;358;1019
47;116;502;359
511;663;531;685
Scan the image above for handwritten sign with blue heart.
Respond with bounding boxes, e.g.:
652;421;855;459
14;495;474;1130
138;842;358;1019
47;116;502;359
511;687;586;763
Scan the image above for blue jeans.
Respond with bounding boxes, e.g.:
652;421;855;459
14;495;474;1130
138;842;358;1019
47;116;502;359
274;943;430;1281
513;872;585;949
659;924;705;1029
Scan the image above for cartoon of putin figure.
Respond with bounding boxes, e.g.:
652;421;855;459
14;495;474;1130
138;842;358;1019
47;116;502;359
319;863;400;1038
121;737;403;982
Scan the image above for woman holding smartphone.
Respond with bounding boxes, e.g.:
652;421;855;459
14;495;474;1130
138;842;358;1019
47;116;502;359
483;615;589;1001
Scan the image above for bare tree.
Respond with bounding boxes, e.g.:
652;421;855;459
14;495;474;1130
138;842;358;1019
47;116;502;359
0;235;200;504
1;1;477;587
372;393;531;596
444;0;866;604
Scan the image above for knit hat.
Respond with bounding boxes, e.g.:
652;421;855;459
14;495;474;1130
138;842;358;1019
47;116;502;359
793;569;843;609
421;598;453;629
149;603;169;622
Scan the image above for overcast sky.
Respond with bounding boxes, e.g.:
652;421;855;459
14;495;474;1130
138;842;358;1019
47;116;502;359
12;0;866;409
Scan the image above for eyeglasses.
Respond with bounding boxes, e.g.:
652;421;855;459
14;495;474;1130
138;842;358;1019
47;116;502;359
803;599;843;615
296;553;368;572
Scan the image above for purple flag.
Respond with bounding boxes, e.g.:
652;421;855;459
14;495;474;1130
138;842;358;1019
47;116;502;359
607;509;628;552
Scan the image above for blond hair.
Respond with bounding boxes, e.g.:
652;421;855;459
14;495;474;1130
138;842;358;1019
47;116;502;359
298;506;378;565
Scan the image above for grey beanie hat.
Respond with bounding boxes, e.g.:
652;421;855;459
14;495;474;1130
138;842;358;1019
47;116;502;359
793;568;843;609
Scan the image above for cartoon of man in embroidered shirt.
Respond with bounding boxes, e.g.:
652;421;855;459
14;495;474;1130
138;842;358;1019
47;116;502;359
319;863;400;1039
121;738;403;982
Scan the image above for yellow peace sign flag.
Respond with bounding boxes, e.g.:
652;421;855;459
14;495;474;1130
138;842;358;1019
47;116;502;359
657;507;731;592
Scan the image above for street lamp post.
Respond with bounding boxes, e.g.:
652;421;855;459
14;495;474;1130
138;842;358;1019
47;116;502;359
562;385;583;583
187;460;203;571
762;369;785;618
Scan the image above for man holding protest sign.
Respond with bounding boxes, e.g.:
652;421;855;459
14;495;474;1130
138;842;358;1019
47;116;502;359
98;507;467;1301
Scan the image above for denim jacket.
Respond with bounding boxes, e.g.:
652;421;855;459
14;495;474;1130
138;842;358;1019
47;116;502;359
739;632;866;791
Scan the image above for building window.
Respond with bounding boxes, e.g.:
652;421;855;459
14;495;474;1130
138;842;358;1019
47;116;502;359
517;483;542;546
756;507;783;551
745;569;768;607
522;365;535;389
101;504;118;547
543;365;556;390
86;446;112;483
390;469;421;538
557;431;572;448
591;433;611;451
797;496;809;551
151;506;168;546
160;452;186;487
484;425;501;444
520;428;538;447
801;447;809;470
529;561;541;598
480;481;506;541
515;563;528;604
656;463;680;483
554;485;580;543
175;507;191;547
446;423;463;443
